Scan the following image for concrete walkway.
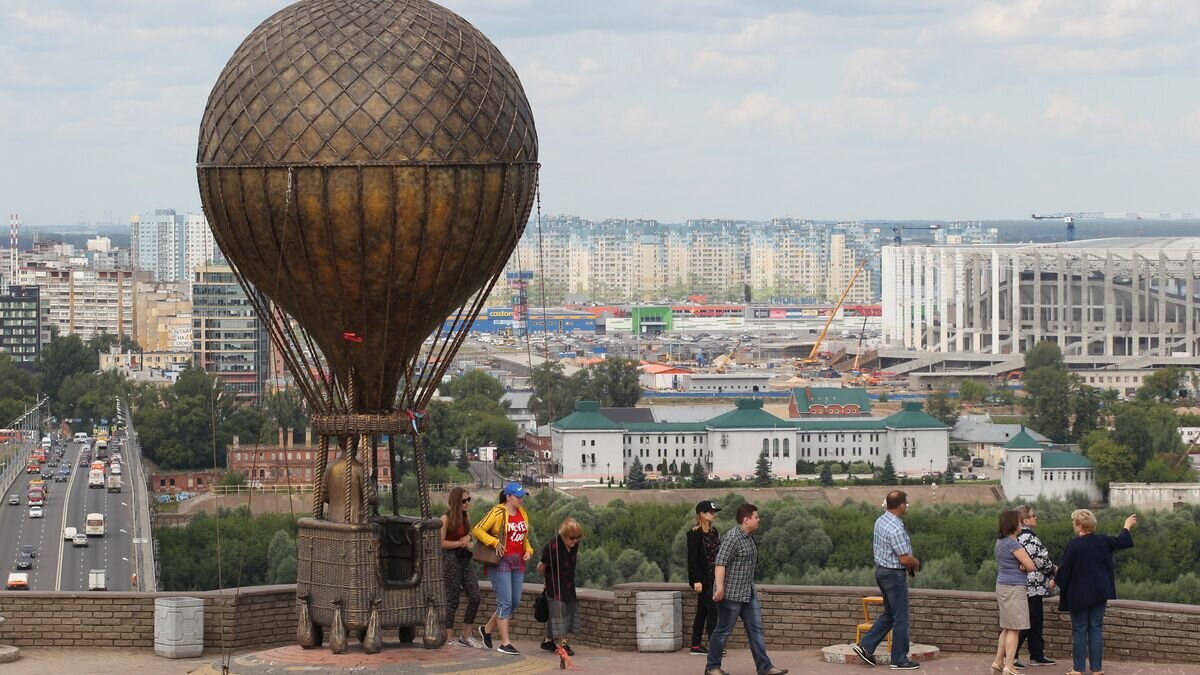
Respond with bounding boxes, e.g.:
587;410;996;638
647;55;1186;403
4;643;1198;675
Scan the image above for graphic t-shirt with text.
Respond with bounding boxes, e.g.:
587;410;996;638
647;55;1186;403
505;510;528;557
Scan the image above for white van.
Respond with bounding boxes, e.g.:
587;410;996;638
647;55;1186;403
88;569;107;591
73;432;89;443
63;526;77;541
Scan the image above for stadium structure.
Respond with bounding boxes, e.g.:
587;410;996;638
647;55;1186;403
881;238;1200;356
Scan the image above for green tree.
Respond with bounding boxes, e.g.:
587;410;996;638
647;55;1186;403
39;334;95;409
220;471;247;487
131;366;249;470
266;529;297;584
1111;402;1185;469
1070;383;1102;442
260;388;308;444
530;361;575;426
627;461;648;490
1137;367;1187;402
690;462;708;488
1025;340;1064;371
754;451;773;487
880;455;897;485
819;462;834;486
592;358;642;407
926;390;959;427
1022;341;1072;443
1086;437;1138;489
958;379;988;404
443;369;506;404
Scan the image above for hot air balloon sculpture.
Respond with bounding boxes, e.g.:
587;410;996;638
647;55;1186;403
197;0;537;652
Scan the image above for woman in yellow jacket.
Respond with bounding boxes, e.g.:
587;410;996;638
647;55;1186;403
472;481;533;656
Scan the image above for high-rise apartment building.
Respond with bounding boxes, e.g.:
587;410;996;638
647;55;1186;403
13;265;133;340
0;285;50;362
191;264;270;402
131;209;220;284
133;279;193;353
505;216;880;304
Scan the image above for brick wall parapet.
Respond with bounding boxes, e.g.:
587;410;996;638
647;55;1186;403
0;583;1197;663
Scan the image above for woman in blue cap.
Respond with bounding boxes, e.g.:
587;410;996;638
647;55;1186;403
472;481;534;656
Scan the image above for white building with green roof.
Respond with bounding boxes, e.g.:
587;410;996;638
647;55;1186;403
550;399;949;480
1000;427;1101;502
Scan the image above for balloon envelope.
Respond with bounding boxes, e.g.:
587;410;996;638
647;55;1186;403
197;0;537;410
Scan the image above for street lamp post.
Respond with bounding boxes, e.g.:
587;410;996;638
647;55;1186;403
606;461;611;485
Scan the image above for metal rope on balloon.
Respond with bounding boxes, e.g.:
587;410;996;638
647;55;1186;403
388;435;399;516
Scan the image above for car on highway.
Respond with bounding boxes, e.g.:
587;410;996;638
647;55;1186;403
55;472;68;482
14;552;33;569
72;534;89;548
7;495;18;506
63;527;77;541
20;545;35;559
6;573;28;590
27;506;43;518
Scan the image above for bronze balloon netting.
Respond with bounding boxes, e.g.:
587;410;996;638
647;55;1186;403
198;0;537;167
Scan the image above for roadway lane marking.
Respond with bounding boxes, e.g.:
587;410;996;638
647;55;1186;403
54;441;84;591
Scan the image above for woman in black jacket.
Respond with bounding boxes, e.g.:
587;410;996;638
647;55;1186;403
1056;509;1137;675
686;500;721;655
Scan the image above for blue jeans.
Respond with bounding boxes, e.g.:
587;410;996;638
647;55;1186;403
1070;602;1106;673
706;594;774;674
860;567;910;665
492;555;525;619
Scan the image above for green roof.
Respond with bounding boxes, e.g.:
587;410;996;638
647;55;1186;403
791;387;872;414
552;401;622;431
706;399;795;429
1041;451;1093;469
624;422;708;432
1004;428;1044;450
884;402;949;430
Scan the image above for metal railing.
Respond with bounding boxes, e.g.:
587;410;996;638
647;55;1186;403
207;481;460;496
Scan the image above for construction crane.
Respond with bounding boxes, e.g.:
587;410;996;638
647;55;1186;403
798;258;870;366
891;224;941;246
1030;212;1104;242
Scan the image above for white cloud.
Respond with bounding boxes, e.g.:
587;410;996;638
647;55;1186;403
716;93;795;128
689;47;779;83
728;11;814;50
841;48;918;95
523;58;601;104
1185;108;1200;142
1042;94;1148;140
925;106;1013;140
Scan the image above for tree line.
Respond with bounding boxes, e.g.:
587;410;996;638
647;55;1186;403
157;490;1200;606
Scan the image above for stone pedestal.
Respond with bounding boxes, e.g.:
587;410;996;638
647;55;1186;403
154;597;204;658
635;590;682;652
822;642;941;665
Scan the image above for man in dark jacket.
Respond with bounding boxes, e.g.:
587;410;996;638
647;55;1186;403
1055;510;1136;675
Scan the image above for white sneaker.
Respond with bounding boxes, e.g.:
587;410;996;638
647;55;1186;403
460;635;482;648
451;636;470;647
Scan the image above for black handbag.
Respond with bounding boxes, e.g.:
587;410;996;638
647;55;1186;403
534;591;549;622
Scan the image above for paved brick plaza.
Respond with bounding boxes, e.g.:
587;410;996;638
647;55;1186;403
5;643;1200;675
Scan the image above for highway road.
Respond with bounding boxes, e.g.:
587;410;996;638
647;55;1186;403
1;438;134;591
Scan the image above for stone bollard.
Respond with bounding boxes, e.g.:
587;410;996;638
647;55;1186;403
154;597;204;658
635;590;682;652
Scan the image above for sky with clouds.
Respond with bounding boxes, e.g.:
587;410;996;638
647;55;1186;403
2;0;1199;226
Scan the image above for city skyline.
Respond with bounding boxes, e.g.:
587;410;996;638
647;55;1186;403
3;1;1200;227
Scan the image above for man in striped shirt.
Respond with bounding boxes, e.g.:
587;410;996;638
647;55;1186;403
853;490;922;671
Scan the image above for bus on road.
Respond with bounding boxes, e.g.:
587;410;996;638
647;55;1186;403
85;513;105;537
